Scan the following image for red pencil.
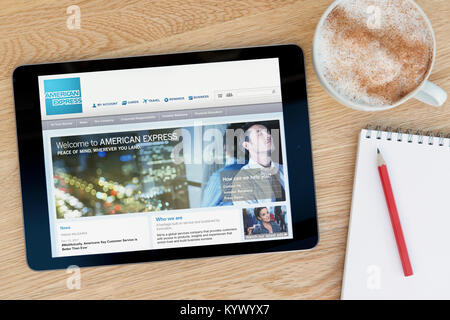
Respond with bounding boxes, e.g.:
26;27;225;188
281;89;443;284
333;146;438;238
377;148;413;277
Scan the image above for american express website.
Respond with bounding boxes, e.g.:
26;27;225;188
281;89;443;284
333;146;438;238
38;58;294;257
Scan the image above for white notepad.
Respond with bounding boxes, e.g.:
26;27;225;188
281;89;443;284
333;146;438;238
341;128;450;300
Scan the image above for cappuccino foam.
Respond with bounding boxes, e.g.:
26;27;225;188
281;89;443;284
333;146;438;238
317;0;434;106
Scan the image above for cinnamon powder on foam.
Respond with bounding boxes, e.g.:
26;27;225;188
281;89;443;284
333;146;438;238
317;0;433;106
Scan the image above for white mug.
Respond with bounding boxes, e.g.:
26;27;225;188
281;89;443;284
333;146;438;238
312;0;447;112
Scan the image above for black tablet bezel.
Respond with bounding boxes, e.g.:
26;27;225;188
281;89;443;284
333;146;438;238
13;44;318;270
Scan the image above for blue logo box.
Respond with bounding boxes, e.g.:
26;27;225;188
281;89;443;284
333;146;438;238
44;78;82;115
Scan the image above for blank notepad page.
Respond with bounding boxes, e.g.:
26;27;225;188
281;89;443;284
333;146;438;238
341;128;450;299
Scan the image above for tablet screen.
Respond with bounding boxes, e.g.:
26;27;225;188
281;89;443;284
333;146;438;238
38;58;294;257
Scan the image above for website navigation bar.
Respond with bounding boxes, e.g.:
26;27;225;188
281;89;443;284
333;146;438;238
42;103;282;130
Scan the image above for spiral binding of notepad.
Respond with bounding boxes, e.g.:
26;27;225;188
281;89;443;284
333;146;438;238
365;125;450;147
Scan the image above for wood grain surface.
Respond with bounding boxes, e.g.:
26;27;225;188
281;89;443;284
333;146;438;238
0;0;448;299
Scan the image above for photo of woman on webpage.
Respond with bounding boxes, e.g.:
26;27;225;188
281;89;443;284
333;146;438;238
248;207;282;235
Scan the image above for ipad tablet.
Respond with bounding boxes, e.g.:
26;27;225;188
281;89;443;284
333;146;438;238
13;44;318;270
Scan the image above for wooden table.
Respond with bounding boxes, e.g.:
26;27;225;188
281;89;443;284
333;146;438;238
0;0;448;299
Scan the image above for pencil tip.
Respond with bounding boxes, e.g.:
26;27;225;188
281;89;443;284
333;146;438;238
377;148;380;154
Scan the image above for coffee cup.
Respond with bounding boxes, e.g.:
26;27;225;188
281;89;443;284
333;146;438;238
312;0;447;111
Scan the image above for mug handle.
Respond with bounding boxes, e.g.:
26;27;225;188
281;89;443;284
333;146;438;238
413;80;447;107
